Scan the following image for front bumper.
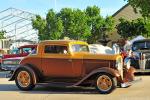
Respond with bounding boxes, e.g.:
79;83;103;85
1;64;19;71
121;77;142;87
136;69;150;73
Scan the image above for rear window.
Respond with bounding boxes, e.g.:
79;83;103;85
44;45;68;54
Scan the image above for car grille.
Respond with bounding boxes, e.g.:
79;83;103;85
145;59;150;69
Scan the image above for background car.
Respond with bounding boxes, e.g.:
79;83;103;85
131;39;150;72
1;44;37;72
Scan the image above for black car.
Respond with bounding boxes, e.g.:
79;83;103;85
131;39;150;72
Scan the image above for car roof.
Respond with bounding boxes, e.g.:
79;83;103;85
133;39;150;44
18;44;37;49
39;40;88;45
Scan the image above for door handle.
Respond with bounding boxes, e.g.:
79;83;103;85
68;59;72;62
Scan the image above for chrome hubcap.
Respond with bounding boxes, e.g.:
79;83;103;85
97;75;112;92
17;71;31;87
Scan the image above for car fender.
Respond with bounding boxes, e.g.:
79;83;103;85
73;67;120;86
9;65;37;84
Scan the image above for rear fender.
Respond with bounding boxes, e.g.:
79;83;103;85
73;67;120;86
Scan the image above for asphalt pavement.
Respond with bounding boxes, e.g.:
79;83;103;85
0;71;150;100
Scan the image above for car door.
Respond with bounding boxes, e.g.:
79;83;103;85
41;44;75;77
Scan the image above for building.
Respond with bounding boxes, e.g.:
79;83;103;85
108;3;142;46
113;3;142;25
0;39;11;54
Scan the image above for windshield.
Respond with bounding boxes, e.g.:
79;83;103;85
10;49;19;54
132;41;150;51
22;48;32;53
72;44;89;52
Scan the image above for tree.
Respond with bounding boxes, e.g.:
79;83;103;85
32;9;64;40
32;6;115;43
116;18;149;38
125;0;150;17
86;6;114;43
0;30;6;39
58;8;74;38
145;18;150;37
46;9;64;40
59;8;91;41
32;15;47;40
116;18;131;38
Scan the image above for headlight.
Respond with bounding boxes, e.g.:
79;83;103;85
3;60;20;65
115;57;123;69
116;56;123;79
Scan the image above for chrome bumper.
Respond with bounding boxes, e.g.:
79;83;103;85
136;69;150;73
1;64;19;71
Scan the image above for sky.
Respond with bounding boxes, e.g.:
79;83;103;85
0;0;128;17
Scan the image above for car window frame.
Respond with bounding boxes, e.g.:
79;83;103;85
43;44;70;55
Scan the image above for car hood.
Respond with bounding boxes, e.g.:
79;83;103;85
72;52;120;60
84;54;120;60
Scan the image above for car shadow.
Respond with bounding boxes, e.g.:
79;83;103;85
20;85;99;94
0;84;19;91
135;72;150;76
0;84;98;94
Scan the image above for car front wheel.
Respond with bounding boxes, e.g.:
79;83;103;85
15;68;35;91
95;73;117;94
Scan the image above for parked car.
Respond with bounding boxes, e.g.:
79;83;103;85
9;40;139;94
1;44;37;71
131;39;150;72
0;49;10;71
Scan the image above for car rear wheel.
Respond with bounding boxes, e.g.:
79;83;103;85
95;73;117;94
15;68;35;91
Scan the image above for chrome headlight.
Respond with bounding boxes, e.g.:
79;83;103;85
115;57;123;69
116;56;123;78
3;60;20;65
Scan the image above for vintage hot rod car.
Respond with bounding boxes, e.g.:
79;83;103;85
9;40;137;94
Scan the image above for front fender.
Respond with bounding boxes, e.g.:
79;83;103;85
73;67;120;86
9;66;22;81
9;65;37;84
91;67;121;77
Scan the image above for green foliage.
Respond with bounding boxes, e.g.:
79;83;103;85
32;15;47;40
86;6;114;43
116;18;150;38
59;8;90;41
0;30;6;39
32;6;115;43
145;18;150;37
46;9;64;40
125;0;150;17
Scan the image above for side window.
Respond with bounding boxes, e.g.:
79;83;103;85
44;45;68;54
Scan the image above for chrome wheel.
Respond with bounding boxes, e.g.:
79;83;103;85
17;71;31;88
15;68;35;91
97;75;112;92
96;74;117;94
